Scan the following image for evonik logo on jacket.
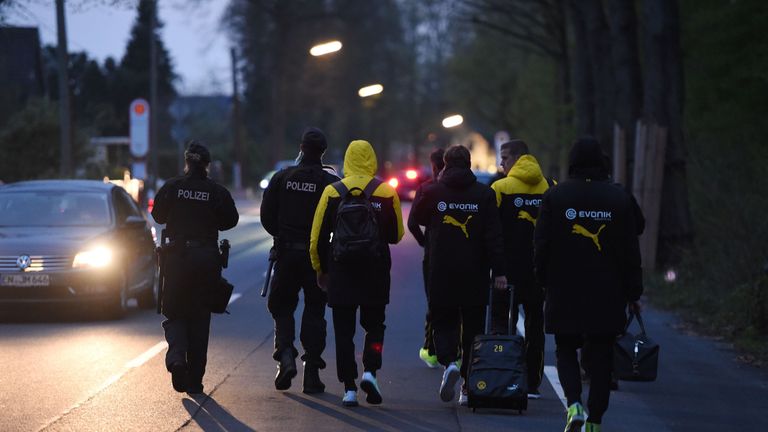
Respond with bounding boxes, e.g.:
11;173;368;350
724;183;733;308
437;201;479;212
565;208;612;221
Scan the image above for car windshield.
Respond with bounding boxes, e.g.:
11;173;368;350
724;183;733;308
0;191;112;227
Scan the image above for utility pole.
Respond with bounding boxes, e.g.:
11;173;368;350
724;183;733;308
149;0;159;186
230;47;244;191
55;0;72;178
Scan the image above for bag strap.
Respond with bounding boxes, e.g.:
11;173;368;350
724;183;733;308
625;310;648;336
332;180;349;197
362;178;382;199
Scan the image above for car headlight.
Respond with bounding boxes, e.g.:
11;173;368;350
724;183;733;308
72;246;113;269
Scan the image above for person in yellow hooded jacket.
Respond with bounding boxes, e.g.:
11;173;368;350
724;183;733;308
490;139;554;399
310;140;404;407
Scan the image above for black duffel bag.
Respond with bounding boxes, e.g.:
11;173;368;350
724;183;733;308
207;277;234;314
614;310;659;381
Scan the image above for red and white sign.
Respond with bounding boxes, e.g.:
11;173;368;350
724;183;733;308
129;99;150;158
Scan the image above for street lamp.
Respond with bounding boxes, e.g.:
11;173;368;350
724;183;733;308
310;40;343;57
358;84;383;98
442;114;464;128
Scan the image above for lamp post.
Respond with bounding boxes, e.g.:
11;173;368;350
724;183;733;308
309;40;343;57
358;84;384;98
442;114;464;129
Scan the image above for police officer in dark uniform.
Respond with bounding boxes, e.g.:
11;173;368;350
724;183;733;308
151;141;239;394
260;127;338;393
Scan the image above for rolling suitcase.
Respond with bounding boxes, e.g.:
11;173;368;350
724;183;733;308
466;285;528;413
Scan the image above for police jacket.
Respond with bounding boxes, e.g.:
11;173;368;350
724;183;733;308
411;166;505;307
151;169;239;318
260;157;338;251
534;177;642;334
491;155;552;288
310;140;404;307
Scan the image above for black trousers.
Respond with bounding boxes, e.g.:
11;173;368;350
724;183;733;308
421;258;435;354
431;305;485;379
555;333;616;424
331;304;386;389
491;284;545;392
163;314;211;386
268;250;327;366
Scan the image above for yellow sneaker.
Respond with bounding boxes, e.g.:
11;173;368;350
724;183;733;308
585;422;601;432
564;402;585;432
419;348;439;368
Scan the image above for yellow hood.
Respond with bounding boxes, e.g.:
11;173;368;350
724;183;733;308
343;140;378;177
509;154;544;185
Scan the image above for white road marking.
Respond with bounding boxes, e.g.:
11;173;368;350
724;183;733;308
228;293;242;305
544;365;567;408
40;292;248;431
125;341;168;369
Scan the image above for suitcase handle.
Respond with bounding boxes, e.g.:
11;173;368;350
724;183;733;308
485;283;516;335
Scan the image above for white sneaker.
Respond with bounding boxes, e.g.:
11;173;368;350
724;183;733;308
458;390;468;406
360;372;383;405
342;390;358;407
439;363;461;402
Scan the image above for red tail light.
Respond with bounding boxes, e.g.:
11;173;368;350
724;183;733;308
147;198;154;214
388;177;399;188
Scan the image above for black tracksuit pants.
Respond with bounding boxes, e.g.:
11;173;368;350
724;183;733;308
331;304;386;390
163;314;211;387
421;258;435;355
431;305;485;379
555;333;615;424
268;249;327;366
491;284;545;392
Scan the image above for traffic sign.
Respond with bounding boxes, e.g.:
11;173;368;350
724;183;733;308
129;99;150;158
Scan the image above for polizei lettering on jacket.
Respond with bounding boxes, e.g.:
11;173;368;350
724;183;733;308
565;208;612;221
437;201;479;212
177;189;210;201
286;181;317;192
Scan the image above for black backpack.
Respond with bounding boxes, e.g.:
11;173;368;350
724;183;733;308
331;178;383;264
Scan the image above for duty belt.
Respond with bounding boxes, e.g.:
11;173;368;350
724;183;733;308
183;239;218;248
280;242;309;251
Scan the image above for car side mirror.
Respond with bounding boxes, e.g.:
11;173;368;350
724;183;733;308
123;215;146;229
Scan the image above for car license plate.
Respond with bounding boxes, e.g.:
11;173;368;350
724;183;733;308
1;274;50;287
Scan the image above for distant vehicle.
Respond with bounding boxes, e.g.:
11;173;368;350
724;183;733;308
474;170;502;186
386;167;431;201
0;180;158;318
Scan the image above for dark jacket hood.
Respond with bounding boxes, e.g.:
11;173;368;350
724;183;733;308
439;166;477;188
568;137;608;180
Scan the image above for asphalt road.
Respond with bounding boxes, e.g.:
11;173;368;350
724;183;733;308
1;201;766;432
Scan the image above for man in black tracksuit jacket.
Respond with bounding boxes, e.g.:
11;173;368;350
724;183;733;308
152;141;239;394
411;145;507;404
534;137;642;430
407;148;445;368
260;128;339;393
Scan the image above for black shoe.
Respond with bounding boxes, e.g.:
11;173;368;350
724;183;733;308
275;350;297;390
170;363;188;393
302;363;325;394
187;383;204;394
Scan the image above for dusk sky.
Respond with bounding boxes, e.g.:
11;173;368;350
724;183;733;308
5;0;233;95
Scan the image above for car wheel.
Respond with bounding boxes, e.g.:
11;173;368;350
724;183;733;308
103;283;128;320
137;273;158;310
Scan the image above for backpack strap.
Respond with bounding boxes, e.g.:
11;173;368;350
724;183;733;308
332;180;350;197
362;178;382;198
546;177;556;188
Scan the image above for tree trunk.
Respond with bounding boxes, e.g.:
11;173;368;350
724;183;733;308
642;0;692;267
567;0;596;139
577;0;616;155
606;0;642;187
